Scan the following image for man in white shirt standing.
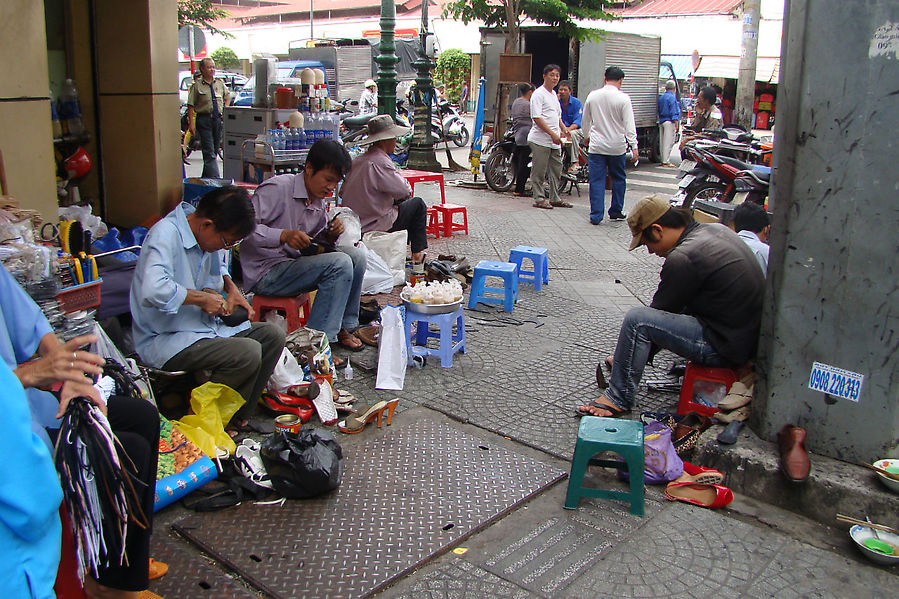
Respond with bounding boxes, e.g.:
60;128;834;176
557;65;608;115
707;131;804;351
581;66;638;224
359;79;377;115
528;64;572;209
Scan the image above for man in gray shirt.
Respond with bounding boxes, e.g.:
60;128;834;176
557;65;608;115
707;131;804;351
510;82;535;196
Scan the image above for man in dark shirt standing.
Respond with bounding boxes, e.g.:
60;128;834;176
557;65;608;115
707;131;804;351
578;194;764;417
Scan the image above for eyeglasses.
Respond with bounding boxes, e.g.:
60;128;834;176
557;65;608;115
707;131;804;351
219;232;242;249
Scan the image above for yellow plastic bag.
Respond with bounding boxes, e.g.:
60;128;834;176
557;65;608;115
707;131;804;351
171;382;245;457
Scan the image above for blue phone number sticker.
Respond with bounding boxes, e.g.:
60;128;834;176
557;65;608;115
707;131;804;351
808;362;863;402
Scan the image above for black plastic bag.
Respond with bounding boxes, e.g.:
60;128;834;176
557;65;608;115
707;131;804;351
260;429;343;499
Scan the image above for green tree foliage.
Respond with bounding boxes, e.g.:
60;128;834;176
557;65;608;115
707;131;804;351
434;49;471;103
210;47;240;70
443;0;614;52
178;0;232;38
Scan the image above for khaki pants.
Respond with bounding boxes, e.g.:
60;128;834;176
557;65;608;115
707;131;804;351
528;142;562;204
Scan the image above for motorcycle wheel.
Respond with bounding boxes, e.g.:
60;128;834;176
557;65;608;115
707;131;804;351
683;181;729;209
557;150;573;194
484;149;515;192
452;124;470;147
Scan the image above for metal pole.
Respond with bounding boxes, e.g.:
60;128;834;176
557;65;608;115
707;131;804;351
375;0;399;118
735;0;761;130
406;0;441;171
310;0;314;41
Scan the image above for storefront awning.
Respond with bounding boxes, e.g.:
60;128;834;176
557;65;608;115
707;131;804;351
694;55;780;84
661;55;695;81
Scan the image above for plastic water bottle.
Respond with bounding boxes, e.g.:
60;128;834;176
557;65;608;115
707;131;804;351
298;127;307;149
58;79;84;135
286;129;296;152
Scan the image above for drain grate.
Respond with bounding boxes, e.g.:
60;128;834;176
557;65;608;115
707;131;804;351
174;419;565;599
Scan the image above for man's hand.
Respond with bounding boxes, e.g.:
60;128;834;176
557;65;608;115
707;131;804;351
15;335;104;391
550;132;563;146
326;217;344;243
280;229;312;250
57;379;107;418
225;289;254;320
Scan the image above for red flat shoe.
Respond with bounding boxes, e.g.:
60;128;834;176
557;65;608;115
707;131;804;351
681;461;725;485
664;482;734;509
262;390;316;422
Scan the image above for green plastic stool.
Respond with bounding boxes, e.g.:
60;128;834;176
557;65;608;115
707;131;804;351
564;416;644;516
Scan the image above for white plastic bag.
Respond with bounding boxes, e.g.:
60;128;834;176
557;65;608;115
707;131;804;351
263;310;288;335
362;230;407;286
361;242;396;294
375;305;407;390
268;347;307;392
331;206;362;248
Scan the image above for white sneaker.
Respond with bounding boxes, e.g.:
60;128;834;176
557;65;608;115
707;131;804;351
234;438;273;489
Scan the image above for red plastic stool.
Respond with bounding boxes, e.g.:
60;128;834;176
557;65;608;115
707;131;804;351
55;507;87;598
434;203;468;237
251;293;311;333
677;362;740;417
426;206;442;238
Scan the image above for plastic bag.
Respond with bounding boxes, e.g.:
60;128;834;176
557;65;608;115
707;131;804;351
58;204;108;239
360;242;395;294
619;421;684;485
375;305;407;390
171;382;245;457
362;230;407;286
260;429;343;498
263;310;288;335
268;347;307;392
331;206;362;248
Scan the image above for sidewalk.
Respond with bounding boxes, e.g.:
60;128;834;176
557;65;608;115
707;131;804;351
158;155;898;598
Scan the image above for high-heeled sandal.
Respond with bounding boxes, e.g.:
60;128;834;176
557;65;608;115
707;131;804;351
383;397;399;425
337;400;387;434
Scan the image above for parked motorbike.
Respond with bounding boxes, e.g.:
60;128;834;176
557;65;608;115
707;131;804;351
433;100;469;147
673;143;771;208
482;123;517;192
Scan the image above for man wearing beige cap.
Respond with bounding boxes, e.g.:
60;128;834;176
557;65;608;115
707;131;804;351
578;194;764;417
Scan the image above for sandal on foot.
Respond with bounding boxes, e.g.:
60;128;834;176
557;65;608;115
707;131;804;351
550;199;573;208
337;329;364;351
575;399;630;418
148;558;168;580
337;400;388;434
533;200;553;209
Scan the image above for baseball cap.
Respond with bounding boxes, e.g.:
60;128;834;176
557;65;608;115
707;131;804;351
627;195;672;250
364;79;376;88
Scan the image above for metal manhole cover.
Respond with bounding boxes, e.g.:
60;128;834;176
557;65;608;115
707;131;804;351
174;419;565;599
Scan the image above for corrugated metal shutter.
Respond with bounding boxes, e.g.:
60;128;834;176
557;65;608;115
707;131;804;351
336;47;374;101
604;34;661;128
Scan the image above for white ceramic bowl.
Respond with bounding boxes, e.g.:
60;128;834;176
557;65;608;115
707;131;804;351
850;525;899;566
873;459;899;493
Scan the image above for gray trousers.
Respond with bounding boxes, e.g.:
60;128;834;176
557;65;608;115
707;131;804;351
163;322;286;421
528;141;562;203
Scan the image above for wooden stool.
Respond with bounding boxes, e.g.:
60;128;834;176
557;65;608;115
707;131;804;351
565;417;644;516
434;203;469;237
251;293;311;333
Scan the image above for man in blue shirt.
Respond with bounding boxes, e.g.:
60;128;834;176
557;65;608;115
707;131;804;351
657;80;681;166
130;186;285;431
558;80;583;168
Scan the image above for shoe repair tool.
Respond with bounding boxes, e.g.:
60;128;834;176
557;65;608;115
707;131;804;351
836;514;899;536
862;462;899;482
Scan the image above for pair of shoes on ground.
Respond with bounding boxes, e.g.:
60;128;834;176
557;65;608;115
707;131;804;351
533;199;574;209
665;462;733;508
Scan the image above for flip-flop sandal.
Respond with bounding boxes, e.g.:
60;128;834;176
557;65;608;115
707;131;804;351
337;329;364;351
148;558;168;580
575;400;631;418
533;200;553;209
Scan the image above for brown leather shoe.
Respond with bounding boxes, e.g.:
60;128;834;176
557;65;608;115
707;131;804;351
778;424;811;482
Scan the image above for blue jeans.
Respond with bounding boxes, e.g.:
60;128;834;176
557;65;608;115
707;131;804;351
588;153;627;223
252;245;366;343
606;306;729;411
196;113;222;178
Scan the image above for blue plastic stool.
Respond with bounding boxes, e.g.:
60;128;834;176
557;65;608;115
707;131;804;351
467;261;518;312
404;305;466;368
508;246;549;291
564;417;644;516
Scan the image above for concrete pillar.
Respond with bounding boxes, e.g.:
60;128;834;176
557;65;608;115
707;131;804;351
94;0;181;226
0;1;59;221
754;0;899;462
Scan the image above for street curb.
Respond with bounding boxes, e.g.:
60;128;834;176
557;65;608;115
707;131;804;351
694;423;898;527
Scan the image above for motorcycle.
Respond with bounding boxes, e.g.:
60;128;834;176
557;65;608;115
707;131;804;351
482;122;517;192
673;143;771;208
433;100;469;147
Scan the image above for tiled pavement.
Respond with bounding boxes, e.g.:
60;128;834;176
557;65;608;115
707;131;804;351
158;159;898;598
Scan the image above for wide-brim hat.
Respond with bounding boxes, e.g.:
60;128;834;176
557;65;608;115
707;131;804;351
358;114;411;146
627;195;672;250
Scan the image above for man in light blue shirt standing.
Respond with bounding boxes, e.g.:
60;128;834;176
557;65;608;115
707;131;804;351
130;186;285;429
657;80;681;166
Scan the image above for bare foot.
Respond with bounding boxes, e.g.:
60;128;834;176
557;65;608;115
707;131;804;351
577;396;627;417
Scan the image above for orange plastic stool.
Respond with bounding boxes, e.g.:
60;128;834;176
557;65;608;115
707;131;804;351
677;362;739;417
251;293;311;333
434;203;468;237
426;206;442;238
